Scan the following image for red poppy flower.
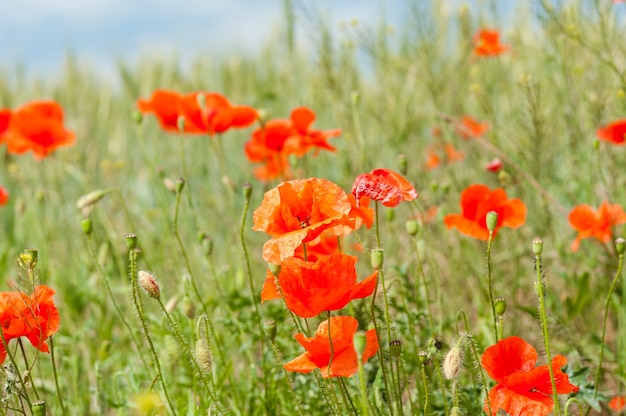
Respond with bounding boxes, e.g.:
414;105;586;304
253;178;354;263
444;184;526;240
281;107;341;157
474;29;510;57
610;396;626;412
597;119;626;145
482;336;579;416
425;143;465;170
0;286;60;364
485;158;503;172
137;89;183;133
1;101;75;160
0;109;10;137
352;168;418;208
456;115;489;139
0;186;8;206
568;201;626;252
179;92;257;136
279;254;377;318
284;316;379;378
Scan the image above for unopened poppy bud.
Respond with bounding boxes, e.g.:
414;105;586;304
615;237;625;255
397;154;407;175
175;178;185;194
268;262;281;276
196;315;210;341
181;296;196;319
495;297;506;316
177;115;185;132
263;320;277;342
18;249;38;272
441;183;450;194
195;339;212;373
197;231;207;243
202;237;213;256
32;401;46;416
405;220;419;236
386;208;395;222
486;211;498;233
353;331;367;358
532;238;543;256
162;177;176;193
430;181;439;193
138;271;160;300
132;110;143;124
418;351;428;365
389;339;402;359
242;182;252;200
81;218;93;235
125;233;137;250
442;345;464;380
370;248;384;270
76;188;113;210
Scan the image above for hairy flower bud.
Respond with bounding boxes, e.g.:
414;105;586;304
138;271;160;300
486;211;498;233
443;345;464;380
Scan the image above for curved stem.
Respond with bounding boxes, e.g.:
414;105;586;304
486;232;498;342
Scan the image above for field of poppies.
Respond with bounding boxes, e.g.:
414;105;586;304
1;1;626;415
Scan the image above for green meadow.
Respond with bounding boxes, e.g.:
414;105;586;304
1;1;625;414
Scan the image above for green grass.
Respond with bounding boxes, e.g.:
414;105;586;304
1;0;626;414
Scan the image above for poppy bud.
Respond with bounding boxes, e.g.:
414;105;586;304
263;320;277;342
405;220;419;236
353;331;367;358
201;236;213;257
370;248;384;270
397;154;407;175
177;115;185;133
418;351;429;365
162;177;176;194
195;339;212;373
125;233;138;250
442;345;463;380
175;178;185;194
242;182;252;200
138;271;160;300
181;296;196;319
197;231;207;243
616;237;625;255
196;315;210;341
81;218;93;235
389;339;402;359
532;238;543;256
386;208;395;222
132;110;143;124
76;188;113;210
594;140;600;150
268;262;281;277
486;211;498;233
32;401;46;416
495;297;506;316
430;181;439;193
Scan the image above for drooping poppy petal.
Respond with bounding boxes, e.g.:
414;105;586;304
278;255;377;318
597;119;626;145
260;270;281;302
482;336;579;416
444;184;526;240
474;29;510;57
352;168;418;208
284;316;378;378
253;178;354;263
2;101;75;160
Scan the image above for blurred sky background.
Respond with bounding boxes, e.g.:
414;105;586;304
1;0;522;81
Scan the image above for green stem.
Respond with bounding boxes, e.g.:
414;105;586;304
337;378;357;416
370;278;394;416
593;252;624;399
413;236;434;334
534;251;561;416
486;231;498;342
356;351;369;416
49;337;67;415
270;340;304;416
420;364;429;416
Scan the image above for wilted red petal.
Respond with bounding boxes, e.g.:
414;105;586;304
485;158;503;172
352;168;417;208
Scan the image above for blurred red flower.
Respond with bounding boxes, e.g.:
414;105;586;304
596;119;626;145
284;316;379;378
0;101;75;160
0;286;60;364
568;201;626;251
273;254;377;318
0;186;8;206
253;178;354;263
444;184;526;240
474;29;510;57
610;396;626;412
485;158;503;172
352;168;418;208
425;143;465;170
137;89;183;132
482;336;578;416
456;115;489;139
